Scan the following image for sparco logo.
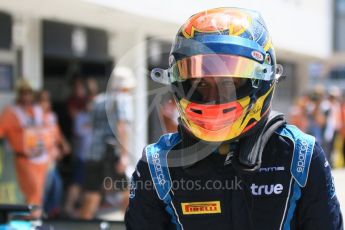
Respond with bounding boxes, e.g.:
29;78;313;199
152;152;166;185
250;183;283;196
297;140;308;173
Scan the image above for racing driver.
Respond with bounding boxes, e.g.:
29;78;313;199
125;7;343;230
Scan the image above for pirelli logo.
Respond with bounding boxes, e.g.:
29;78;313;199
181;201;221;215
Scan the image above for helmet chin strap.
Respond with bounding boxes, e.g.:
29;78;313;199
231;110;286;173
241;82;260;122
247;94;257;111
247;78;262;110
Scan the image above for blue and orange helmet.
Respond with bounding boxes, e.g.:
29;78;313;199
151;7;282;142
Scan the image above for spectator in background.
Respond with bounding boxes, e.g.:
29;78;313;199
64;76;88;217
38;90;70;217
288;93;310;132
64;100;93;217
290;86;343;167
0;80;50;218
108;67;136;176
159;94;179;133
322;87;342;164
79;67;136;219
86;78;99;101
67;77;87;120
306;85;327;145
342;96;345;166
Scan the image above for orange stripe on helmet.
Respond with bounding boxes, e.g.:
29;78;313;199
182;8;251;39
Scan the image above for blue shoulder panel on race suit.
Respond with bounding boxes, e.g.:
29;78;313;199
145;133;183;230
145;132;181;200
277;125;315;187
277;124;316;230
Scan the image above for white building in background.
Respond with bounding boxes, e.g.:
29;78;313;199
318;0;345;91
0;0;334;166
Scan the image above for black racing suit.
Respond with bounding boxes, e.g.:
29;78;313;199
125;125;343;230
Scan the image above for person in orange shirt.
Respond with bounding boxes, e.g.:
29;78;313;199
0;80;50;217
288;94;310;132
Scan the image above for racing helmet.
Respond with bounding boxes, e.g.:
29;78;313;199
151;7;282;142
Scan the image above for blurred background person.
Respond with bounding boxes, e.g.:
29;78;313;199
67;77;88;120
289;93;310;132
290;86;345;168
0;79;50;218
340;93;345;167
103;67;136;215
322;86;342;165
79;67;136;220
306;85;327;146
86;78;99;102
38;90;71;218
159;94;179;133
112;67;136;167
64;100;93;217
58;77;88;191
336;93;345;167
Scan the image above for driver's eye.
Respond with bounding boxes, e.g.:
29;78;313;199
198;81;208;88
191;79;208;88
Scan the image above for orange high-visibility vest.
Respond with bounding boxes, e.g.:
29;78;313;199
11;105;51;163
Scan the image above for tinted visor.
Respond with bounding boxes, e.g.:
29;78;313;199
172;77;253;104
172;54;274;81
